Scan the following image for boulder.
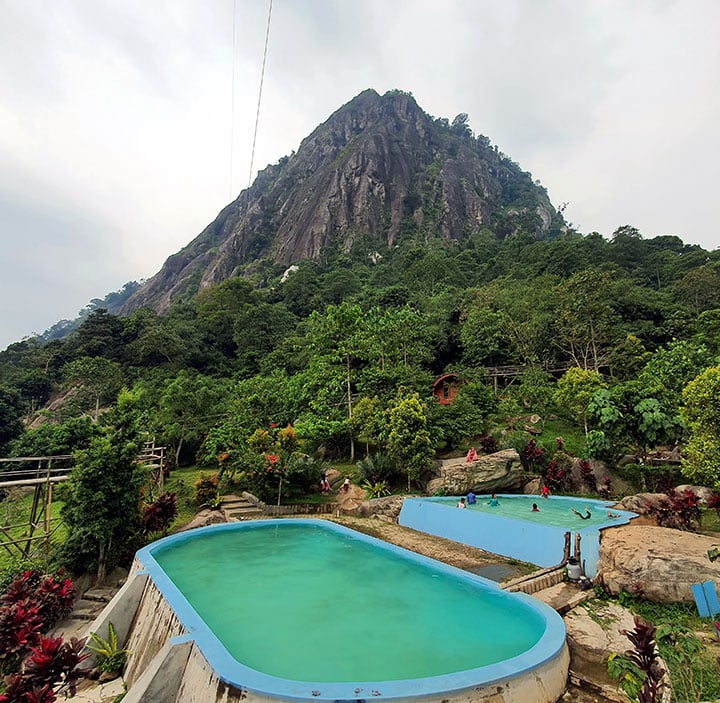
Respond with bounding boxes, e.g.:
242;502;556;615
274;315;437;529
597;525;720;603
335;484;367;514
676;484;717;507
425;449;525;495
564;600;637;696
325;468;342;487
180;509;228;531
617;493;664;515
357;495;409;520
564;601;671;702
523;476;542;495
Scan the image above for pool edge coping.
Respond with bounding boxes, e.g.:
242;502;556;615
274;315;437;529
135;518;568;702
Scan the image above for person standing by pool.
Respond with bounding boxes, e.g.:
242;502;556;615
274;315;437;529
541;485;550;499
487;493;499;507
531;503;539;512
571;506;592;520
457;497;467;508
466;490;476;505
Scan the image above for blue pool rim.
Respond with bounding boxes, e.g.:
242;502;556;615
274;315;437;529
135;519;567;702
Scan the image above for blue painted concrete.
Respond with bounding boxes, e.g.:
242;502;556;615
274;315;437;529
135;519;567;702
398;496;636;578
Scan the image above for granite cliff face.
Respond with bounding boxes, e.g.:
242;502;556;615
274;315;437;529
122;89;559;313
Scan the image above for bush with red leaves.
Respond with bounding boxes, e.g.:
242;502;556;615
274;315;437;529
0;635;88;703
141;491;178;536
579;459;596;493
0;571;76;677
648;488;701;530
520;439;544;471
479;436;498;454
544;460;565;492
1;571;75;632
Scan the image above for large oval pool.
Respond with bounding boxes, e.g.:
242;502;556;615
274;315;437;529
131;519;568;702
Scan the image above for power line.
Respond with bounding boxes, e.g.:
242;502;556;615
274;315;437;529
248;0;273;188
229;0;237;198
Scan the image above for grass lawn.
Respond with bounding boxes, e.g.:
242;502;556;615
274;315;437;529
162;466;208;530
0;487;66;573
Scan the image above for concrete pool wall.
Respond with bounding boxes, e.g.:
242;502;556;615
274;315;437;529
398;496;636;578
87;519;570;703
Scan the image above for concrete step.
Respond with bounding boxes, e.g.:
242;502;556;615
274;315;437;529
532;582;593;614
72;601;106;621
222;500;256;510
82;587;117;603
226;504;263;513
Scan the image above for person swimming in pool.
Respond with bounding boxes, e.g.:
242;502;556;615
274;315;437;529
531;503;539;512
607;511;620;519
571;506;592;520
457;497;467;508
487;493;499;507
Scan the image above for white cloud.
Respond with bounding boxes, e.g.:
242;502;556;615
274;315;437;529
1;0;718;349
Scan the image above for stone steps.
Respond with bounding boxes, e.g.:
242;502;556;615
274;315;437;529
221;494;264;520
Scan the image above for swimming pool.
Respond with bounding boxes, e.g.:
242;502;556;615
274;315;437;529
114;519;569;703
399;495;636;577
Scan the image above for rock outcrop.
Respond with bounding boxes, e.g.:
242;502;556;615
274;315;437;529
425;449;526;495
596;525;720;603
120;89;560;314
564;600;638;699
179;509;228;531
564;601;671;702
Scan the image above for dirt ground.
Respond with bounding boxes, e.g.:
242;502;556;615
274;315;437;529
329;514;536;580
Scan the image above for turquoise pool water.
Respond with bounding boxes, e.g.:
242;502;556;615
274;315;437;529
137;519;567;700
153;521;543;681
439;494;622;528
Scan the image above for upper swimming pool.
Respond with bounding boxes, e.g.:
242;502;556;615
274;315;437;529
435;494;627;527
399;495;636;577
135;519;569;702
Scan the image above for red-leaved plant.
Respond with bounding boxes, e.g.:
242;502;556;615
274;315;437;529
0;601;43;674
142;491;178;536
0;571;76;676
0;635;89;703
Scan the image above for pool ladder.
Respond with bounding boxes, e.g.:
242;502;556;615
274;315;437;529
502;532;579;595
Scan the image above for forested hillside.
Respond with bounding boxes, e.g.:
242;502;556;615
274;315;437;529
2;224;719;491
2;88;720;508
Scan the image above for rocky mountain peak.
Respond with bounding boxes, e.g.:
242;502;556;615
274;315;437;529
121;89;558;314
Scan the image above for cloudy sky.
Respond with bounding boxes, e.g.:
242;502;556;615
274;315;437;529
1;0;718;350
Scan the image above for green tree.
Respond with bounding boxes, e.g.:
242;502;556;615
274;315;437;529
155;371;228;466
69;308;126;360
680;366;720;489
607;335;652;382
348;396;382;457
555;269;620;370
0;385;24;452
554;367;606;435
61;356;123;421
59;389;145;581
306;303;366;460
384;391;434;490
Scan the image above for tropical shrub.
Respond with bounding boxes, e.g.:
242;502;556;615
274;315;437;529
647;489;701;531
193;472;219;508
87;622;129;673
142;492;178;536
0;635;88;703
356;453;398;484
607;616;667;702
362;480;391;499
